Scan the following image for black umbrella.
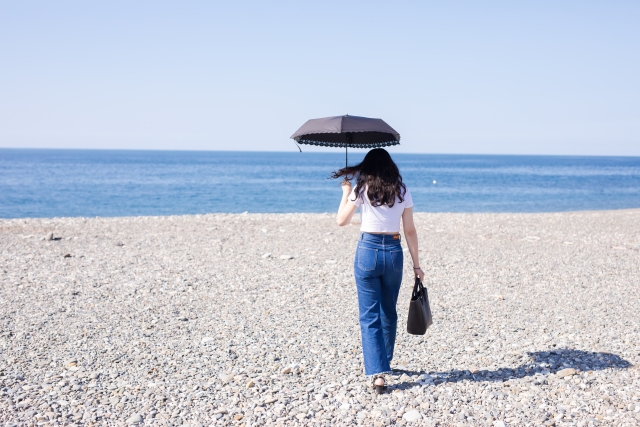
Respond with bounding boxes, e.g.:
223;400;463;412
291;114;400;167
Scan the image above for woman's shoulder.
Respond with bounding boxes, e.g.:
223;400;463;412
401;185;413;205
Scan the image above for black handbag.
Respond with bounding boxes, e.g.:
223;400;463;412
407;277;433;335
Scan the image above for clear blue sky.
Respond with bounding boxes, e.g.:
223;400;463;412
1;1;639;155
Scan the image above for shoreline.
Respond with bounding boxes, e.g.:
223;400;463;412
2;206;640;223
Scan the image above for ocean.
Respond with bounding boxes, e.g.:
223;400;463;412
1;149;639;218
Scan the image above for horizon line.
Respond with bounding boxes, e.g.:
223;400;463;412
1;146;640;159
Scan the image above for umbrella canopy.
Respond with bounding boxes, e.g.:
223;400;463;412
291;115;400;148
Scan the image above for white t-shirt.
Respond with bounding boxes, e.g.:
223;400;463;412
349;186;413;232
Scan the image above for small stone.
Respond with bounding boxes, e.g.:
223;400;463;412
220;374;234;383
296;413;307;420
233;414;243;421
246;380;255;388
279;254;294;260
261;253;271;258
556;368;577;378
264;397;277;404
281;367;292;374
63;253;72;258
115;242;124;246
403;410;421;422
45;232;54;241
126;413;143;424
201;337;214;344
419;373;434;383
325;259;337;264
494;421;507;427
65;359;77;367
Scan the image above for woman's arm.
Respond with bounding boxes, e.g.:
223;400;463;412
402;207;424;282
336;180;358;226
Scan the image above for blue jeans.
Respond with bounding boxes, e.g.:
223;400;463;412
354;232;404;376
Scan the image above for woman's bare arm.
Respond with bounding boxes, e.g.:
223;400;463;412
336;180;358;226
402;207;424;282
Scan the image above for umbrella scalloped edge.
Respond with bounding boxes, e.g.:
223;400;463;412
296;140;400;149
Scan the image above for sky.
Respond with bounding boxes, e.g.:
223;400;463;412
1;1;639;156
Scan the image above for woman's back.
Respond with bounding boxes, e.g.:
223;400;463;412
349;186;413;233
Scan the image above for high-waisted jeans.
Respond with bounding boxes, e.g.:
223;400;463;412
354;232;403;376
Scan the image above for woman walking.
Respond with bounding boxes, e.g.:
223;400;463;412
333;148;423;393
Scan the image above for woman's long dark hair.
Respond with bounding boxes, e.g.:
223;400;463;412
331;148;406;207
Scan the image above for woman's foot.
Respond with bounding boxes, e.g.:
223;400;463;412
372;375;386;394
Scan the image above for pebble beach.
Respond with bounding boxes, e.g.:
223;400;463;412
1;210;639;427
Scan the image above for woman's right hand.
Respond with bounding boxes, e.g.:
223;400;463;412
341;178;352;195
414;267;425;283
336;179;358;226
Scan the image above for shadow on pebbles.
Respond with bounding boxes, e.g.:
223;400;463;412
1;210;639;426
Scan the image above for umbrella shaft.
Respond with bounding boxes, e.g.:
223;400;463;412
345;132;351;168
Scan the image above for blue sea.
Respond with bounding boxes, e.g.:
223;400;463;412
1;149;640;218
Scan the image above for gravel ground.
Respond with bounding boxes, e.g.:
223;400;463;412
1;210;639;427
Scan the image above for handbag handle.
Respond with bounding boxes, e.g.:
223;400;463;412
411;277;424;300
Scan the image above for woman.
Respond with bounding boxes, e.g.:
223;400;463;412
333;148;423;394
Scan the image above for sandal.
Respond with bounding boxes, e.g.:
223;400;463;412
371;374;386;394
